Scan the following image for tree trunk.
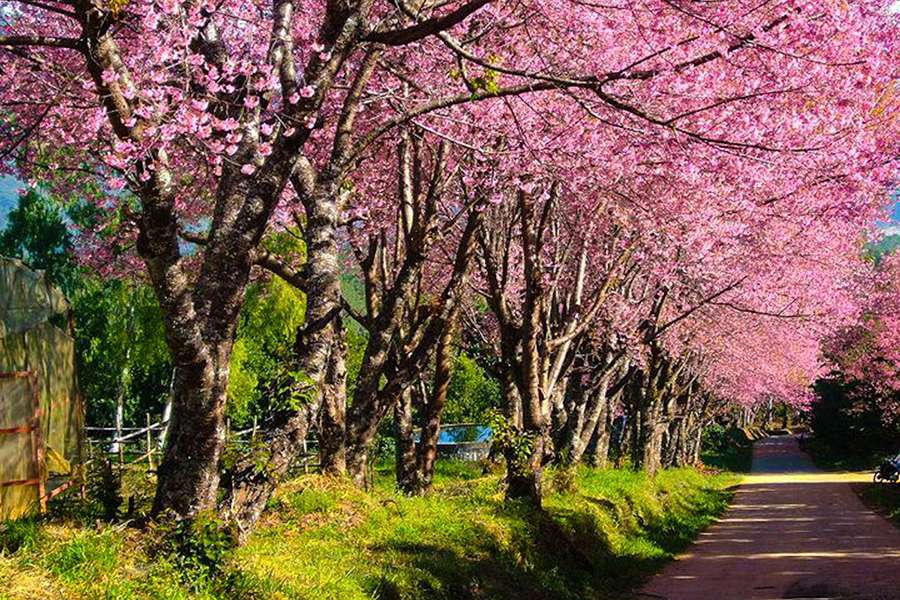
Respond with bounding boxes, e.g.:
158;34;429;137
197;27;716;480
416;316;456;493
152;353;229;518
395;388;418;493
218;185;342;536
631;372;666;475
318;320;347;476
346;442;369;487
589;408;613;469
636;399;666;476
661;420;679;468
691;426;704;465
565;375;611;465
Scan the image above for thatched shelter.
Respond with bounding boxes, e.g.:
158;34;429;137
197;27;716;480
0;257;83;520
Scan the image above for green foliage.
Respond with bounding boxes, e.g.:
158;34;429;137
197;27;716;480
0;188;78;294
74;279;171;426
486;410;534;477
90;459;125;522
444;353;501;423
228;267;307;426
866;233;900;263
154;512;238;584
700;424;753;473
344;323;367;401
809;377;900;469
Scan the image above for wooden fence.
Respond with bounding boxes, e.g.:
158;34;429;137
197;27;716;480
85;416;320;474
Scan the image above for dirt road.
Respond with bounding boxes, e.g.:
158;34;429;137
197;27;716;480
637;436;900;600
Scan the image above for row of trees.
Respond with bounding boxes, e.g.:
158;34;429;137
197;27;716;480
1;0;897;540
814;247;900;455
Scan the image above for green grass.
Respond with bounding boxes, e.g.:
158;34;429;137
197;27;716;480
0;461;739;600
857;483;900;526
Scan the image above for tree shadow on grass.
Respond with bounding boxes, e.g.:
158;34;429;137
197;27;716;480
360;489;731;600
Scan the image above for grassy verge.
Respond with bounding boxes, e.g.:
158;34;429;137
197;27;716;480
0;463;739;600
804;436;900;529
855;483;900;526
802;436;881;472
700;427;755;474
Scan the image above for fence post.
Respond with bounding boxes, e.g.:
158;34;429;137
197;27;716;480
146;412;154;470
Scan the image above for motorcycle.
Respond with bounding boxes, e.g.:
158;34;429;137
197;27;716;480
873;453;900;484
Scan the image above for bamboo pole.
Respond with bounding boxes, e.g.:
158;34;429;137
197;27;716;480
146;413;154;470
29;373;47;513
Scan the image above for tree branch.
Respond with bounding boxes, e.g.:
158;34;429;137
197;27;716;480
0;35;81;49
254;249;307;291
365;0;492;46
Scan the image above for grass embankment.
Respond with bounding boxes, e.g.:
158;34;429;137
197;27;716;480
856;483;900;526
701;429;755;474
802;436;881;472
0;461;740;600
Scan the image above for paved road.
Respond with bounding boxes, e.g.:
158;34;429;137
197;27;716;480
637;436;900;600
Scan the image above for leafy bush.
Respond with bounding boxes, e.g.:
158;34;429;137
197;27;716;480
154;512;238;584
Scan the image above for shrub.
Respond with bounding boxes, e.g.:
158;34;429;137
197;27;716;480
153;511;238;585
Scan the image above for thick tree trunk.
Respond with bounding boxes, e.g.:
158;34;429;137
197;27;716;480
661;420;679;468
218;185;342;536
636;399;666;475
318;320;347;476
152;354;229;518
630;368;666;475
346;444;369;487
395;388;418;493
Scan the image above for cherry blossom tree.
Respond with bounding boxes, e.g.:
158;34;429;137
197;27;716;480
2;0;897;522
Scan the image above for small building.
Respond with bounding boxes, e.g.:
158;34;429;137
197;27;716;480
429;424;493;462
0;257;83;520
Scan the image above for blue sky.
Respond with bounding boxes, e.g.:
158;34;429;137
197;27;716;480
0;175;21;229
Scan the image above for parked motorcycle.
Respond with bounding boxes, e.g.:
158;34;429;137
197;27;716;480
873;453;900;484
